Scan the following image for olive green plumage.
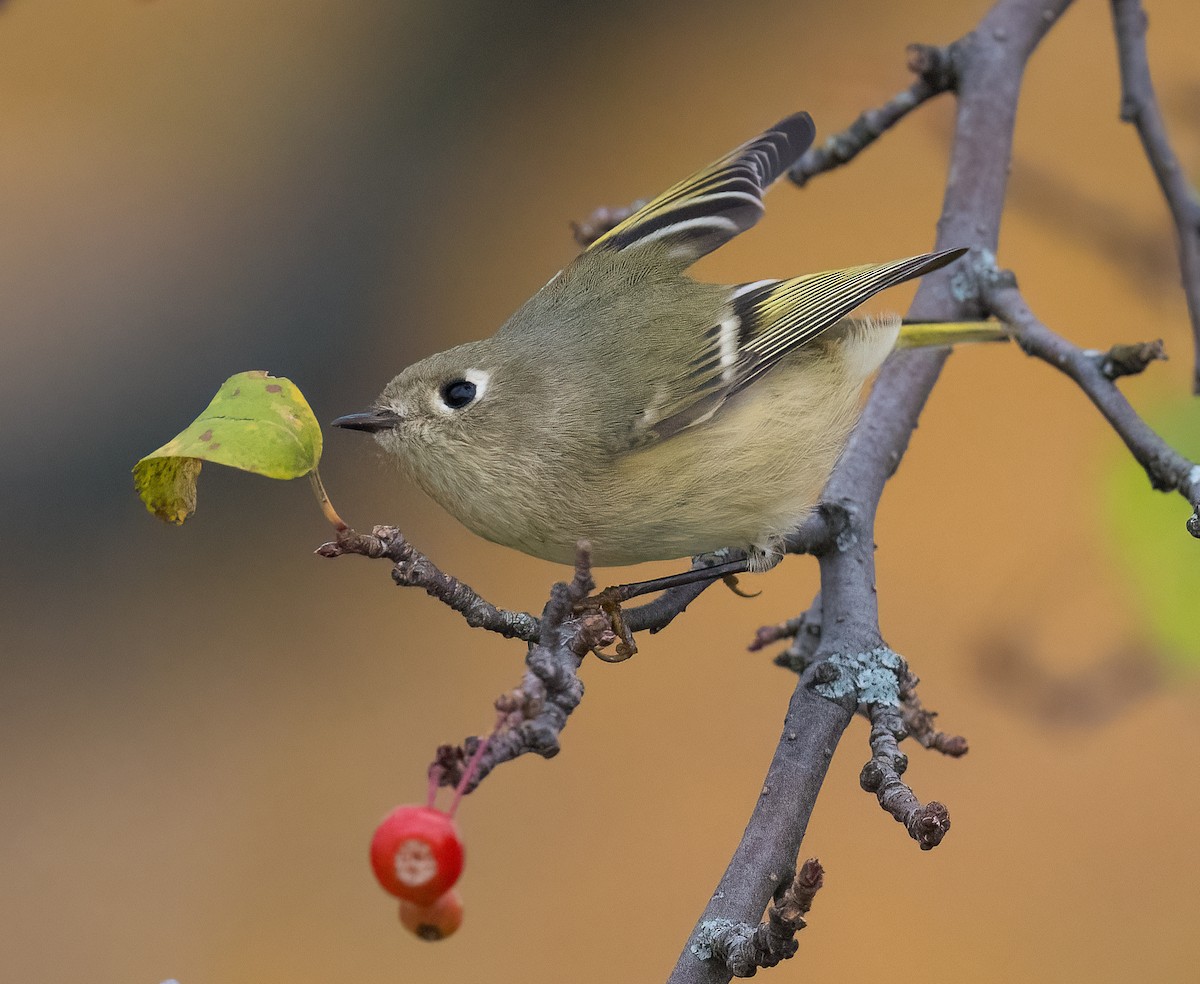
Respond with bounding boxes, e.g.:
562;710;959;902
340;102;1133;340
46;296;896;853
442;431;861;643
336;113;965;568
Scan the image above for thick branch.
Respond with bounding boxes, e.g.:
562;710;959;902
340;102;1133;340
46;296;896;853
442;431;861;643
669;644;855;984
1110;0;1200;392
672;1;1076;980
812;0;1078;710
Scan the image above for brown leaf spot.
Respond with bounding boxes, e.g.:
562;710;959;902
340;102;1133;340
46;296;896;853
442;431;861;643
232;388;241;397
209;442;221;450
265;384;282;393
198;429;213;442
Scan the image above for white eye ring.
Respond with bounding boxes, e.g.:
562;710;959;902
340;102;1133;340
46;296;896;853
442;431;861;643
434;368;490;413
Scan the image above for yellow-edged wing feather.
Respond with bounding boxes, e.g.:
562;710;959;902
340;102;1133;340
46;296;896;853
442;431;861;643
644;248;968;440
587;113;816;265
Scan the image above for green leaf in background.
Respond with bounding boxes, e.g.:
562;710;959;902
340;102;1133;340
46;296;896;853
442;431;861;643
134;371;323;525
1102;398;1200;670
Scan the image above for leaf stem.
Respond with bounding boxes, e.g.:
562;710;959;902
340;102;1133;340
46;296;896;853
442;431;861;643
309;468;347;530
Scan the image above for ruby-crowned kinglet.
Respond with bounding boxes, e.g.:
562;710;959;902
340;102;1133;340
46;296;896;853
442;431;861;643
335;113;966;570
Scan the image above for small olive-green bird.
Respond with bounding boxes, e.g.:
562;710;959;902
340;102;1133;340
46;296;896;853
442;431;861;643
335;112;972;571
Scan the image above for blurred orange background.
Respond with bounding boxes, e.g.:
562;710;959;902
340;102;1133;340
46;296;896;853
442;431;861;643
2;1;1198;981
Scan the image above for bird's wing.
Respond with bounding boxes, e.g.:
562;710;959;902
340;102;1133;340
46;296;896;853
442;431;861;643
633;248;968;442
586;113;816;266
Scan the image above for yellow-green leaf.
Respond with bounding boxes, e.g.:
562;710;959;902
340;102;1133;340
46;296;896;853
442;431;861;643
133;371;322;524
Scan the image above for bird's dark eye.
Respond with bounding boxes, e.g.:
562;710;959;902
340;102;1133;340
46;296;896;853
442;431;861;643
440;378;477;409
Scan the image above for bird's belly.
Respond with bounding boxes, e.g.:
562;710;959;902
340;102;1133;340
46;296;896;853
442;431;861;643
457;491;784;567
430;359;866;568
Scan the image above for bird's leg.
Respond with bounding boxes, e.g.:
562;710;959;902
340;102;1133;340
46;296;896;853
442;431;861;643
573;551;764;660
605;554;754;603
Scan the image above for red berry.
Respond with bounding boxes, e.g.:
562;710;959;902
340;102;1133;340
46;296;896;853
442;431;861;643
399;889;464;941
370;805;464;905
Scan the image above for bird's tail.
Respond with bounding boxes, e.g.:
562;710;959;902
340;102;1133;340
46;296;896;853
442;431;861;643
895;321;1010;348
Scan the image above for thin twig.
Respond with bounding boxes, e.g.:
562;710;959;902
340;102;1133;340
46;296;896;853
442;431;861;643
856;663;952;850
316;526;541;640
620;506;838;635
983;282;1200;536
432;545;610;793
769;594;824;675
810;646;952;849
748;615;805;654
1110;0;1200;393
789;43;957;187
623;578;718;634
859;706;952;852
898;666;969;758
688;860;825;977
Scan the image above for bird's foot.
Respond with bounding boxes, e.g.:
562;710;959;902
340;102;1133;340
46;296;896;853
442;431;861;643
573;586;638;662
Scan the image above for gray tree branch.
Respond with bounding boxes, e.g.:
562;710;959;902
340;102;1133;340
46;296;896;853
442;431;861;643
670;0;1077;979
983;279;1200;533
317;525;541;640
1110;0;1200;393
789;43;957;187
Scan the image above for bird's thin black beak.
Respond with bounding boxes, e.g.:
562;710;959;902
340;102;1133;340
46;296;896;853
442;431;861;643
331;408;402;433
